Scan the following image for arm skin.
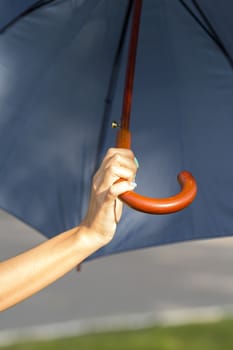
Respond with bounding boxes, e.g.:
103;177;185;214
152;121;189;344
0;148;138;312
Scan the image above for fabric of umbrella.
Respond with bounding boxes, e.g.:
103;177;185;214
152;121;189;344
0;0;233;260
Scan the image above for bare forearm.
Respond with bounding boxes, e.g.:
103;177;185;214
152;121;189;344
0;226;101;311
0;148;137;312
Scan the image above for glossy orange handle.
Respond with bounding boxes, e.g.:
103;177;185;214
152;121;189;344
116;129;197;214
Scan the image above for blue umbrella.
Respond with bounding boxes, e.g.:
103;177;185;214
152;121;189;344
0;0;233;260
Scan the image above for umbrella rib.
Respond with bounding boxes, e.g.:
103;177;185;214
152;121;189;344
179;0;233;67
0;0;55;33
191;0;233;66
178;0;218;42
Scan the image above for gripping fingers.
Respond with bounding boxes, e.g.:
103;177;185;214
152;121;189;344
106;148;134;160
93;148;138;192
103;149;136;170
93;164;136;194
110;165;135;182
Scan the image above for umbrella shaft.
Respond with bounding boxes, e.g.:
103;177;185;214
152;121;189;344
121;0;142;130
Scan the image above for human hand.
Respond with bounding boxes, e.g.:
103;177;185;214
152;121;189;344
81;148;138;247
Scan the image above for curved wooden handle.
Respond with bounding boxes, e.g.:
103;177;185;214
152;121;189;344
116;129;197;214
119;171;197;214
114;0;197;214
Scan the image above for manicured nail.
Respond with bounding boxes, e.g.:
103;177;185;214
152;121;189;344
134;157;139;168
129;181;137;189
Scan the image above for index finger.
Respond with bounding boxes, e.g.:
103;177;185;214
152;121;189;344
101;148;135;168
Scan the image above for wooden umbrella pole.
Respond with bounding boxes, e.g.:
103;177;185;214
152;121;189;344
115;0;197;214
116;0;142;149
121;0;142;131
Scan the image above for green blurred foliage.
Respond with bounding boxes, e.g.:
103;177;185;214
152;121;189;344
1;318;233;350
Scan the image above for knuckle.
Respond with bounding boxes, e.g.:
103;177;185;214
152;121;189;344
108;156;120;171
92;173;99;187
106;165;115;175
112;153;121;164
93;178;98;188
127;149;134;158
93;172;98;182
104;166;118;182
120;149;134;159
107;148;116;157
108;186;117;198
91;181;97;193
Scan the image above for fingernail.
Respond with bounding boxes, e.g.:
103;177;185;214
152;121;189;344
129;181;137;189
134;157;139;168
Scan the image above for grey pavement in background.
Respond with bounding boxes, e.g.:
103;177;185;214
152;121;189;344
0;210;233;332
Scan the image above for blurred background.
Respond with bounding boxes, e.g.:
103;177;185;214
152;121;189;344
1;209;233;349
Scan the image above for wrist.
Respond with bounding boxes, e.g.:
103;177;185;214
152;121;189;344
76;224;107;254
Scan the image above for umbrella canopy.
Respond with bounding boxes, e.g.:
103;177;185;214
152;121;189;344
0;0;233;259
